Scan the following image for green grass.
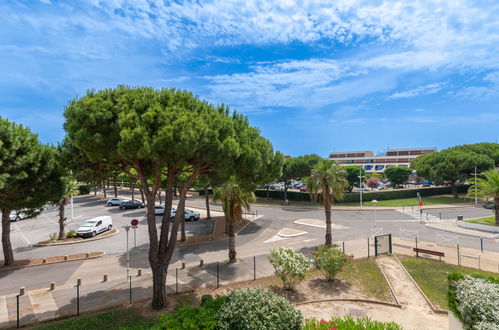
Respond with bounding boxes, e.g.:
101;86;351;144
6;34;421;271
254;197;319;207
337;257;393;302
34;309;156;330
336;194;471;207
399;257;499;310
465;216;498;226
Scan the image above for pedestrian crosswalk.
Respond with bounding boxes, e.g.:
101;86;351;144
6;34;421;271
400;210;441;222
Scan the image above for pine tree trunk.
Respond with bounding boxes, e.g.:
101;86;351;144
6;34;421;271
140;187;145;203
451;183;458;198
180;206;186;242
325;199;332;247
157;191;162;205
93;184;97;196
283;181;288;203
204;187;211;219
58;202;67;240
266;186;270;199
131;182;135;201
1;209;14;266
103;180;107;198
228;218;236;263
150;262;167;309
113;176;118;197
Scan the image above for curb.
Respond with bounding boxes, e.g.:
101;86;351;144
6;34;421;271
393;254;448;315
33;229;120;246
424;224;498;239
374;257;401;307
294;298;401;309
0;252;106;271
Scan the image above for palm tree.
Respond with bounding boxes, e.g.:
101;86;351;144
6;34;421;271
213;180;255;263
305;160;348;246
467;169;499;225
58;178;79;240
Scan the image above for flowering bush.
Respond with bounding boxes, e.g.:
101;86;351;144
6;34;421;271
448;273;499;330
303;316;402;329
216;287;302;330
268;247;311;289
313;245;352;281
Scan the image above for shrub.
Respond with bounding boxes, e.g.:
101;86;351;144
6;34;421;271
78;184;91;195
448;273;499;330
66;230;77;238
313;245;352;281
303;316;402;330
216;288;302;330
268;247;311;289
155;295;228;330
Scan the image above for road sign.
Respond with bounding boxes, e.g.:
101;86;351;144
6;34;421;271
131;219;139;227
418;201;424;206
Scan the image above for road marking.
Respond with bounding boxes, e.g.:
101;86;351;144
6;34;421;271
11;221;32;246
40;213;58;226
376;220;419;223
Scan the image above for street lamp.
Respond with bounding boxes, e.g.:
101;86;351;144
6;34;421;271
371;199;379;227
471;167;478;206
358;168;365;207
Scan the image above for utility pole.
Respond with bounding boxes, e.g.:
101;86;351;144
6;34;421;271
358;168;364;207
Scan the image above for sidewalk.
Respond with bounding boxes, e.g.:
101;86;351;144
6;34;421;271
1;236;496;328
425;220;499;238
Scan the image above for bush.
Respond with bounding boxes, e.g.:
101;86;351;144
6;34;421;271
448;273;499;330
66;230;77;238
268;247;311;289
155;295;228;330
216;288;302;330
303;315;402;330
313;245;352;281
78;184;91;195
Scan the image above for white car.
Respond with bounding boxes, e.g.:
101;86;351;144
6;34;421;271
77;216;113;238
153;205;165;215
9;210;27;222
170;208;200;222
107;198;127;206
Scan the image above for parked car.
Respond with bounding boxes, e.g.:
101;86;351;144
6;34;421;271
107;198;127;206
76;216;113;238
421;181;433;187
299;185;308;192
483;201;496;209
153;205;165;215
9;210;28;222
170;208;200;221
119;200;145;210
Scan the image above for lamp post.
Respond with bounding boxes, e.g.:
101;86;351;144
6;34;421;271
358;168;364;207
372;199;378;227
473;167;478;206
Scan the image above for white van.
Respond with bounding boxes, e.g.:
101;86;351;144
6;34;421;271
77;216;113;238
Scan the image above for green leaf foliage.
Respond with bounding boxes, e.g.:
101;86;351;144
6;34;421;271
216;287;302;330
303;315;402;330
384;166;413;187
268;247;311;289
313;244;353;281
344;165;366;192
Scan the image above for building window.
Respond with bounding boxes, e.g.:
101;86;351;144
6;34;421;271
364;165;373;170
375;165;385;171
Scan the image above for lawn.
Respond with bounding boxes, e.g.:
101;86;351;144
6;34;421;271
337;257;392;302
34;309;156;330
399;257;499;310
336;194;471;207
464;216;497;226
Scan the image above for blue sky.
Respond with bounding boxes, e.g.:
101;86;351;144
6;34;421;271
1;0;499;157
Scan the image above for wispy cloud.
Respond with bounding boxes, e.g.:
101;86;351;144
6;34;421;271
388;83;445;99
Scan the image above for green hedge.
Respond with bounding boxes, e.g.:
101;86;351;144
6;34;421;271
78;184;91;195
253;186;469;203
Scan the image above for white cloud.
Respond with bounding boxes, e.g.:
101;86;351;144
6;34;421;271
388;83;445;99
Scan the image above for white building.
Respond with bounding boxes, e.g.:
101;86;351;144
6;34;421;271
329;148;437;173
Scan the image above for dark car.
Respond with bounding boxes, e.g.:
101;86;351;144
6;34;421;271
483;201;496;209
119;200;145;210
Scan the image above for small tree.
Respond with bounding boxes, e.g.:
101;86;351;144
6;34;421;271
268;247;311;289
313;245;352;281
384;166;412;187
56;178;79;240
344;165;366;192
467;169;499;225
365;177;380;190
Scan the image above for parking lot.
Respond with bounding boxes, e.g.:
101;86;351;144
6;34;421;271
7;194;216;260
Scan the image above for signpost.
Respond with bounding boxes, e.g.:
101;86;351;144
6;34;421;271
418;201;424;222
131;219;139;248
374;234;392;256
122;225;131;280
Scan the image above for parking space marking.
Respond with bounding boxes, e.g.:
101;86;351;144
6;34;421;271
12;221;32;246
40;213;58;226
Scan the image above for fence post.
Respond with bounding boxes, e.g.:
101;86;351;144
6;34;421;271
76;279;81;317
439;212;442;220
480;237;483;252
342;241;345;254
16;288;24;329
216;262;220;288
457;244;460;266
253;256;256;281
367;237;370;259
415;237;418;258
129;276;132;304
175;268;178;294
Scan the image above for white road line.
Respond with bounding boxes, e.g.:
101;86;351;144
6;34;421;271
12;221;32;246
376;220;419;223
40;213;59;226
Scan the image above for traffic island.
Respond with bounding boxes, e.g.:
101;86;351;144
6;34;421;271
34;228;120;246
0;251;105;270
